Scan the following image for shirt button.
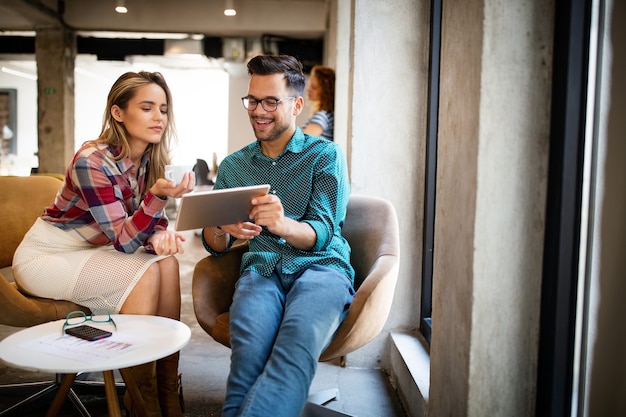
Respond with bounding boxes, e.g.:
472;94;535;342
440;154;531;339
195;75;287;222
272;161;277;166
271;190;277;194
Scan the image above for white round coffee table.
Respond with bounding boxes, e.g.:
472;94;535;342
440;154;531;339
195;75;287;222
0;314;191;417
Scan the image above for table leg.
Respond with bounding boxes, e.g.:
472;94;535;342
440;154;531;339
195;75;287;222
119;367;149;417
103;370;122;417
45;373;76;417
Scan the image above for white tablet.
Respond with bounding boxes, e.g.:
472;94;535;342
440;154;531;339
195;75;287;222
173;184;270;231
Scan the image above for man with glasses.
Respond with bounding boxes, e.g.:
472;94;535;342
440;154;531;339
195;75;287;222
201;55;355;417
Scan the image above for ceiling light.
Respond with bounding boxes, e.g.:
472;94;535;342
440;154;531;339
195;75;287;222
115;0;128;14
224;0;236;16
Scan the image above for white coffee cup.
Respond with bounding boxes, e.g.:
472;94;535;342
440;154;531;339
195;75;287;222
165;164;193;184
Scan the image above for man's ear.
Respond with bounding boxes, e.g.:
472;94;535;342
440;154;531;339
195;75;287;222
293;96;304;116
111;105;123;122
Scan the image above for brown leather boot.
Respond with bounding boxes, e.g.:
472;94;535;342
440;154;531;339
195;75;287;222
123;361;162;417
156;352;184;417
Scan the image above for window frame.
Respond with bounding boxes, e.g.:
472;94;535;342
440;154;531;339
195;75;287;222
536;0;595;415
420;0;443;345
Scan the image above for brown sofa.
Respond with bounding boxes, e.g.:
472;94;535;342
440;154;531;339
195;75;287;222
0;175;89;328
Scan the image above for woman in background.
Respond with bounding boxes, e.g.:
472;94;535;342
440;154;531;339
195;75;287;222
302;65;335;141
13;71;193;417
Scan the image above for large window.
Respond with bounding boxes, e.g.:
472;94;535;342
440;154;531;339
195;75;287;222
536;0;606;415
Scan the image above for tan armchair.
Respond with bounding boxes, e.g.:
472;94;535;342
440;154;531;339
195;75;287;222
192;194;400;364
0;175;91;415
0;175;90;325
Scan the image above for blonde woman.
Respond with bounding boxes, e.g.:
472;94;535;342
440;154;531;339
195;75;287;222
13;71;193;417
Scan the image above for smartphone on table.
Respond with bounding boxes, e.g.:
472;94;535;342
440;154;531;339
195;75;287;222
65;324;112;341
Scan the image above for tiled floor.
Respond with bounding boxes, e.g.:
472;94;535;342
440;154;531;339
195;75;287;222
0;230;407;417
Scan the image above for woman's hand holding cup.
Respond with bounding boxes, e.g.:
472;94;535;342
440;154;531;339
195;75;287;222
151;165;195;198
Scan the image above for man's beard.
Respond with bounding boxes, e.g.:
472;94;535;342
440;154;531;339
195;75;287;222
251;115;290;143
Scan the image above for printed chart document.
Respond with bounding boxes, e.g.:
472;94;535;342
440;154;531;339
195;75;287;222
21;333;143;363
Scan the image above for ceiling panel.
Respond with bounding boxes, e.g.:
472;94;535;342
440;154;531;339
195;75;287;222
0;0;328;37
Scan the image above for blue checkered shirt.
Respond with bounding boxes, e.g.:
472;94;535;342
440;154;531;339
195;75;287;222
203;128;354;285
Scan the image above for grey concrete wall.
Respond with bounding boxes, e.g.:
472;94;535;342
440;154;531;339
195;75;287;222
429;0;553;416
341;0;430;368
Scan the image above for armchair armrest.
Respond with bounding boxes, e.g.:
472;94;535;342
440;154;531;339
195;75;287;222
320;254;399;361
192;243;248;346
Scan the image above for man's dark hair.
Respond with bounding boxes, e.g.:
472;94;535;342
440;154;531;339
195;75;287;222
247;55;305;96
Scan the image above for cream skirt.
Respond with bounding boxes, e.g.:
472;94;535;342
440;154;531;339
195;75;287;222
13;218;167;313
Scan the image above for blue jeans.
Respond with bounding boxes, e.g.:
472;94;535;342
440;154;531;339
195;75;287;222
222;262;355;417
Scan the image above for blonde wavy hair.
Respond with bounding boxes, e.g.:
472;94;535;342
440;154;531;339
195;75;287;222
93;71;176;188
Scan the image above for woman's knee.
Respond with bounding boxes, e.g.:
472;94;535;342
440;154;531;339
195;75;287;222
157;256;180;285
158;255;179;273
160;254;179;268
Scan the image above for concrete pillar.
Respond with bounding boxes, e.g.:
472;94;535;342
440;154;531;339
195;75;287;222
430;0;553;415
35;27;75;174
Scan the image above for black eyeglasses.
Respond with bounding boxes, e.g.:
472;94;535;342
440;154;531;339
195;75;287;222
62;309;117;334
241;96;296;112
